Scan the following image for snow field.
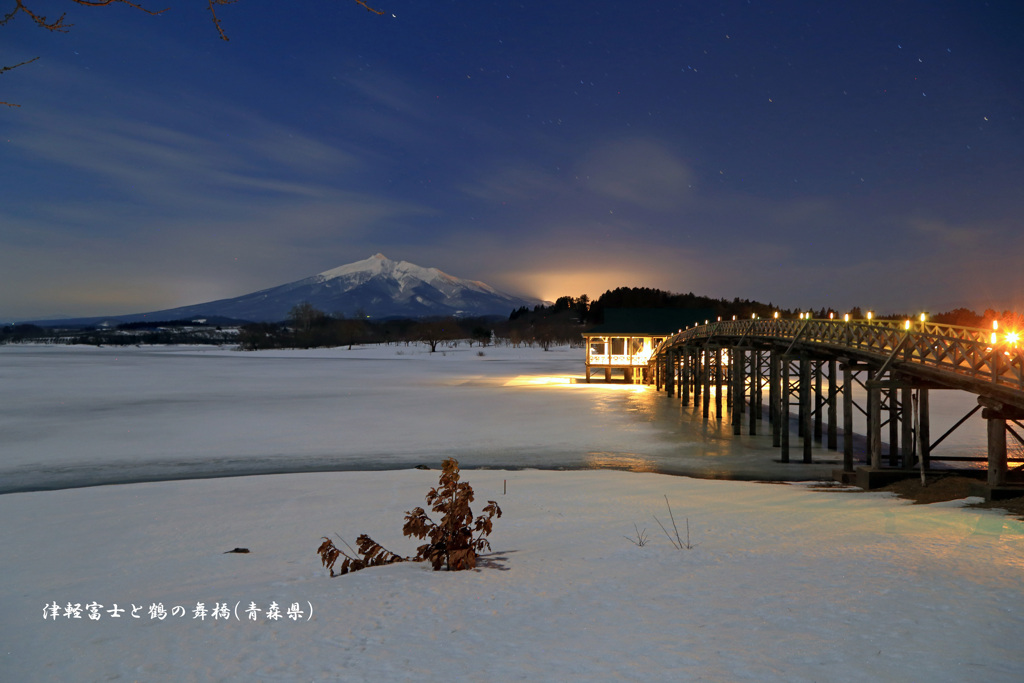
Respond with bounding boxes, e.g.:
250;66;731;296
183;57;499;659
2;468;1022;682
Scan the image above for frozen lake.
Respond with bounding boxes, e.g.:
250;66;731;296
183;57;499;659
3;343;1021;682
0;343;995;494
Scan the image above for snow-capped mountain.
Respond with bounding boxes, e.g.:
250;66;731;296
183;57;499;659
56;254;544;325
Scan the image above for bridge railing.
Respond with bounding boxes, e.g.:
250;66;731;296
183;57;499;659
652;318;1024;395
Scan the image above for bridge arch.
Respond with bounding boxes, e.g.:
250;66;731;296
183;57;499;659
647;317;1024;498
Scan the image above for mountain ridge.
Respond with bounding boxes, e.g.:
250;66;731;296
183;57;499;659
23;254;545;326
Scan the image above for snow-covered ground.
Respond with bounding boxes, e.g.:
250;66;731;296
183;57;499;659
2;343;1021;681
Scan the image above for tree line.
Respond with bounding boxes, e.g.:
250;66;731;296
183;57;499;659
4;292;1019;350
236;302;585;351
0;320;236;345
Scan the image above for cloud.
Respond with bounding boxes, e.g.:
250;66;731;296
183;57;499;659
910;218;991;247
576;138;694;211
11;109;362;210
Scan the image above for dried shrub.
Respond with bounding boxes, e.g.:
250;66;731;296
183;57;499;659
403;457;502;571
317;534;406;577
317;458;501;575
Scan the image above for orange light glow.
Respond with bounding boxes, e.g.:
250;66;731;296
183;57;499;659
1006;331;1020;345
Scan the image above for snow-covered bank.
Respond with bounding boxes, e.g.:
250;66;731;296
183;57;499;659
2;468;1022;682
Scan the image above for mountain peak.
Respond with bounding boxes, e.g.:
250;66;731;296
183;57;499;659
317;253;392;280
41;254;545;325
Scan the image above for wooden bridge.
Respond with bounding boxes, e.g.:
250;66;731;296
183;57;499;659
646;316;1024;499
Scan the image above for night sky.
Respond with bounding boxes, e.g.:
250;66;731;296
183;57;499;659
3;1;1022;321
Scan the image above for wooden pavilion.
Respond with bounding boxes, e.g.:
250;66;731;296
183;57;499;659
583;308;715;383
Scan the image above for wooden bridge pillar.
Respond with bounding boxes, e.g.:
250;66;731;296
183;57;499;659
867;378;883;469
901;383;915;469
814;359;823;443
780;354;793;463
756;350;765;422
663;350;671;397
680;348;690;406
827;358;838;451
702;347;711;419
800;355;813;463
770;350;781;448
725;347;733;411
749;349;759;436
888;384;900;467
796;357;806;439
842;362;854;472
732;347;744;435
981;401;1024;487
919;388;930;468
693;348;702;412
986;415;1008;487
714;346;724;421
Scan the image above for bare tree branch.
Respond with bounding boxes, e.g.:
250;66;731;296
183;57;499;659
353;0;384;15
3;0;166;34
207;0;239;41
1;55;39;106
2;1;387;105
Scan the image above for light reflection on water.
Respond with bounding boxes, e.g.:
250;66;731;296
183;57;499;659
520;375;999;480
583;452;659;472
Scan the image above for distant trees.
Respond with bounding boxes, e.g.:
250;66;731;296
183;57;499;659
288;302;327;334
581;286;787;325
0;320;235;346
932;307;984;327
0;323;44;342
237;309;472;351
411;318;463;352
